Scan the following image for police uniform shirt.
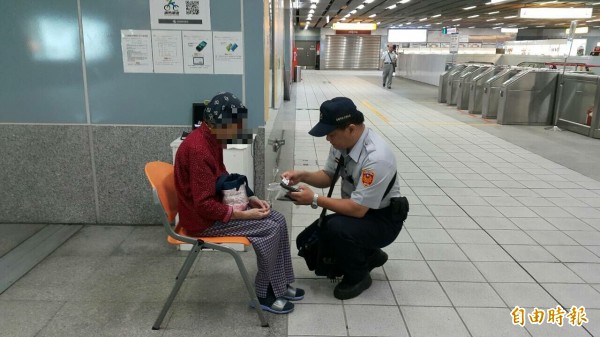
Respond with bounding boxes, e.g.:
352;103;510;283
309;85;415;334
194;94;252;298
381;51;396;64
323;128;401;209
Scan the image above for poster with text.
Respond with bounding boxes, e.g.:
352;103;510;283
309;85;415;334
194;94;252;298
121;30;154;73
149;0;211;30
182;31;213;74
213;31;243;74
151;30;184;73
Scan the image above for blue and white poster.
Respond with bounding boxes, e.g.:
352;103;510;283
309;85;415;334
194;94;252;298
149;0;211;30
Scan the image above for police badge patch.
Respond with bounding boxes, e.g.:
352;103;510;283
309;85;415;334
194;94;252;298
361;169;375;187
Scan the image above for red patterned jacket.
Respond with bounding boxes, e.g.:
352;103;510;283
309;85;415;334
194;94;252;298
174;123;233;234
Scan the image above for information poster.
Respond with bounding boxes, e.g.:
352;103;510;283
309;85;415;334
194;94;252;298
450;35;459;54
149;0;211;30
182;31;214;74
152;30;184;73
213;31;243;74
120;30;154;73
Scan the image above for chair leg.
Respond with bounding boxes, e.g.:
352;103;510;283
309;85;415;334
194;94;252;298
212;245;269;327
152;242;201;330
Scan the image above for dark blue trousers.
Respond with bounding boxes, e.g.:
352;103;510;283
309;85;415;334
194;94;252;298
322;207;403;283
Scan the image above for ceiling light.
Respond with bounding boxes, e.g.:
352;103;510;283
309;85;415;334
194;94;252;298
520;8;592;19
486;18;497;21
365;0;375;3
387;4;397;9
326;15;330;23
419;17;428;21
488;11;499;14
310;0;319;3
501;27;518;33
452;18;462;21
340;18;346;21
435;22;442;24
469;26;476;28
535;25;545;27
331;22;377;30
566;26;589;33
310;4;316;9
350;10;357;14
357;5;364;9
468;15;479;18
369;14;377;18
406;22;411;24
431;14;441;18
344;13;350;17
309;9;315;14
504;15;516;19
377;21;381;24
490;0;510;3
399;0;411;3
463;6;476;10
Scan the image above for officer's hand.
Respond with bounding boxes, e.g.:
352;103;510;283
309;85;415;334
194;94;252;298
281;170;304;186
289;185;314;205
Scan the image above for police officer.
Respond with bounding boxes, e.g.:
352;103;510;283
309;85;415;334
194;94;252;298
282;97;404;300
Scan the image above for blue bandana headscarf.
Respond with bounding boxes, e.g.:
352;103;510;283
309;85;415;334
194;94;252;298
203;92;246;127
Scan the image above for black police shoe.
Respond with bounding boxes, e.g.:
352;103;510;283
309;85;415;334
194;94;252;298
368;249;388;271
333;274;372;300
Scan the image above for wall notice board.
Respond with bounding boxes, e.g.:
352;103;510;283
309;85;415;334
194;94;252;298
0;0;244;126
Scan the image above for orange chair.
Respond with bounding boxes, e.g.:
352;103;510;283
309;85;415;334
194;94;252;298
144;161;268;329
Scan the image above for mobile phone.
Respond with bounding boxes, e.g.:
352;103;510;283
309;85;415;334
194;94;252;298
196;41;207;52
280;181;301;193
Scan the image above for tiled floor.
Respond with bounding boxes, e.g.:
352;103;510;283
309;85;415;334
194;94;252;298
2;70;600;336
288;70;600;337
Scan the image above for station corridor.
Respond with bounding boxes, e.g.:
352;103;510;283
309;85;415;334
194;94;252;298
2;70;600;337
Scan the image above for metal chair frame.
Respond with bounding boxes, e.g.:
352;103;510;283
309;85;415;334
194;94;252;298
144;161;269;329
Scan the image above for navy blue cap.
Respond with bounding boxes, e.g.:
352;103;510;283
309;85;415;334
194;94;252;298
309;97;363;137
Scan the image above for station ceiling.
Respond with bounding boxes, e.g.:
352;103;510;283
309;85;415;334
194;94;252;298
296;0;600;30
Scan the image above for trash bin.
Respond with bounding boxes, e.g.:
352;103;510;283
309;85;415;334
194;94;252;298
293;66;302;82
283;68;290;100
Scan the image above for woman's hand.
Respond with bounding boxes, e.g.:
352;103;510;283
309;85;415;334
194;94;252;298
249;196;269;210
242;207;271;220
231;203;270;220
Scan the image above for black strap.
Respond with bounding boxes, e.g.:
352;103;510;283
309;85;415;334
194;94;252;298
317;156;344;226
382;173;397;200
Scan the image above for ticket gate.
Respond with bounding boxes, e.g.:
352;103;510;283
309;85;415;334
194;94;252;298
554;73;600;136
447;65;481;105
438;64;467;103
481;68;523;119
497;69;560;125
468;66;508;114
456;66;491;110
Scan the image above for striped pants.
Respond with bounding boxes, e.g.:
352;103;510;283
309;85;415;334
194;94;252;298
200;210;295;298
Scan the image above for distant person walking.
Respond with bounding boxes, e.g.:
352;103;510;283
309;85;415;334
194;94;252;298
380;44;397;89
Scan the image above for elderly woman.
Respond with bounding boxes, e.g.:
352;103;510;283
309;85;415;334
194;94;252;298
174;92;302;314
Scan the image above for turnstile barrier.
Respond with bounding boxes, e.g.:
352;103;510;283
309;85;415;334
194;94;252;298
468;66;509;114
447;65;481;105
497;69;560;125
438;64;467;103
554;73;600;137
481;68;524;119
457;66;492;110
